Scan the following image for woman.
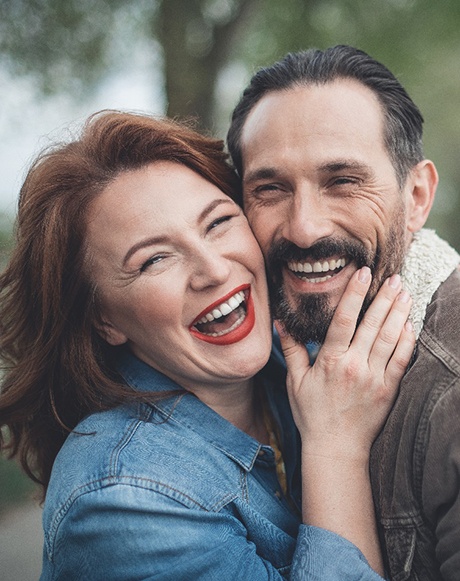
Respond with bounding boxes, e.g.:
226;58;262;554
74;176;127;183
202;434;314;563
0;111;414;580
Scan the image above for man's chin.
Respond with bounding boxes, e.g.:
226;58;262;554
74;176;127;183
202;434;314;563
273;290;335;344
276;275;378;344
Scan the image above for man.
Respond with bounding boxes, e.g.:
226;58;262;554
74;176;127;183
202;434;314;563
227;45;460;580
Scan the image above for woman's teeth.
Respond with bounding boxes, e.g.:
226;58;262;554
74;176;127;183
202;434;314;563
195;290;245;325
199;311;246;338
190;286;254;344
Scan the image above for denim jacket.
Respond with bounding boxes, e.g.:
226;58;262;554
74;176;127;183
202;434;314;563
371;268;460;580
41;352;382;580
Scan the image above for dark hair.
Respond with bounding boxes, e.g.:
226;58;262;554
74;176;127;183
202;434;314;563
0;111;240;496
227;45;424;187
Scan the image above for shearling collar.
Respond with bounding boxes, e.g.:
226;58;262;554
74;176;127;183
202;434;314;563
401;229;460;338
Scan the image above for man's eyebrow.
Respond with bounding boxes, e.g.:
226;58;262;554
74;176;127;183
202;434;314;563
243;167;279;185
243;161;373;184
122;198;234;266
318;160;372;176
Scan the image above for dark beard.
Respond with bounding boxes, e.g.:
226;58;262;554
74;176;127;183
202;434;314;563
267;213;407;344
272;288;334;344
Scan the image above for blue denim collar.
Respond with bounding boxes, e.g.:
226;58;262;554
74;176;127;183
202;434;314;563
117;350;262;472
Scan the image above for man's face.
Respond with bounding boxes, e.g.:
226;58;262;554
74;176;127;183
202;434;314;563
240;79;413;343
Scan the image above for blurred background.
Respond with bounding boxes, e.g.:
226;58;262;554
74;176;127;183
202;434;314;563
1;0;459;578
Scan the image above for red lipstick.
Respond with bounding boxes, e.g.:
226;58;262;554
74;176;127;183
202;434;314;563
190;284;255;345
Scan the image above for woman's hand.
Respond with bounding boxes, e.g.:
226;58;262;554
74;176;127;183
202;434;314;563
276;266;415;575
276;266;415;462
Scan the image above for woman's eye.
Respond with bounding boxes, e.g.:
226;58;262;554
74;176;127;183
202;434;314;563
208;215;232;231
140;255;165;272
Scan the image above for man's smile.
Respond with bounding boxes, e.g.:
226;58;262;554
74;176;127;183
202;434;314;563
287;257;348;283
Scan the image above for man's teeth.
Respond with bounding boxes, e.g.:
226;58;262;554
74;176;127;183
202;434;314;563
196;291;245;325
288;257;347;274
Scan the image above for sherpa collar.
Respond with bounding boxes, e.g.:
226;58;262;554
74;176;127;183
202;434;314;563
401;228;460;338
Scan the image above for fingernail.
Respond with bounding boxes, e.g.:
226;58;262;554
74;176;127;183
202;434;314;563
398;290;410;303
358;266;371;283
405;320;414;332
388;274;401;288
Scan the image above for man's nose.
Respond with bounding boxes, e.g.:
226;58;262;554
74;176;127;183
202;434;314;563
282;188;334;249
189;245;231;292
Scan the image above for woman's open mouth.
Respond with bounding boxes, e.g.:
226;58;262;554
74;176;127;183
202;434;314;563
190;284;255;345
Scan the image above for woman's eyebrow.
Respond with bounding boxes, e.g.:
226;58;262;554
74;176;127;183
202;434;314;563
197;198;235;223
122;198;235;266
122;235;169;267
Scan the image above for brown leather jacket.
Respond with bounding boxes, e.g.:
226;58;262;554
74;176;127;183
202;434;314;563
371;268;460;580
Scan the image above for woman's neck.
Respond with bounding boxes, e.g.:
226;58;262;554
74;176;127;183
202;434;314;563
191;378;269;444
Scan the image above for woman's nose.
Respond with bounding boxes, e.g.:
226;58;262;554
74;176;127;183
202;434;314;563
189;246;231;291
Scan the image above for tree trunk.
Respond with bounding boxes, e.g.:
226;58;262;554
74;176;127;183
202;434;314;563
157;0;259;131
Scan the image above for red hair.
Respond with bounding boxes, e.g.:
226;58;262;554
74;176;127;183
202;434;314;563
0;111;240;497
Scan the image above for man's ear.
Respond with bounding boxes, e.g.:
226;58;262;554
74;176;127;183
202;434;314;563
406;160;438;233
94;316;128;346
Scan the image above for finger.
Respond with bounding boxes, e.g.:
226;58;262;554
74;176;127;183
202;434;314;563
320;267;372;358
367;290;412;371
384;320;416;393
352;274;403;355
274;320;311;384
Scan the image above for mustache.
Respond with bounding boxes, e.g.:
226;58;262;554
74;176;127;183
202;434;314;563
266;237;374;271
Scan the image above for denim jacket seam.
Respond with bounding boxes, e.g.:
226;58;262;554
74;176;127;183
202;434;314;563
412;358;458;507
420;328;460;376
239;468;249;503
45;476;239;561
108;414;152;476
151;401;260;473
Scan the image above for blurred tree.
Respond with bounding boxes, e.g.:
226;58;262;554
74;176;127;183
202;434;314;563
0;0;459;247
0;0;261;130
157;0;260;130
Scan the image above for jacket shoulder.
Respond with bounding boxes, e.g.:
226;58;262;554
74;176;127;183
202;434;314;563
44;402;241;528
421;268;460;371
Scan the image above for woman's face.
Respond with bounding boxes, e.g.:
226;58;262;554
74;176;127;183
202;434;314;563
86;161;272;395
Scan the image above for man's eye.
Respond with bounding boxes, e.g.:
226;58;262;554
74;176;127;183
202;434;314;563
140;255;165;272
255;184;281;193
332;177;358;186
247;183;288;206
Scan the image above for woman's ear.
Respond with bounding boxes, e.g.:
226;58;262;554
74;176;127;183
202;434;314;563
406;160;438;234
94;317;128;346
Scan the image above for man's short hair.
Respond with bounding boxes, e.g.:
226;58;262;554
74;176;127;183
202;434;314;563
227;45;424;187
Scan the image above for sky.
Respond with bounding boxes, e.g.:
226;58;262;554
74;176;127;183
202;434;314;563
0;62;165;219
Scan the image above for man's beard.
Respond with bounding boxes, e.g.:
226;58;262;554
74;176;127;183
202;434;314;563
267;210;407;344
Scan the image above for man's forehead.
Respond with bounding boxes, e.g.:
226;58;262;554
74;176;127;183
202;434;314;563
239;80;386;171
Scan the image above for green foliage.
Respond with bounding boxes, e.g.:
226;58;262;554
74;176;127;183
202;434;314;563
0;0;459;247
0;213;14;269
231;0;460;251
0;0;149;96
0;454;37;513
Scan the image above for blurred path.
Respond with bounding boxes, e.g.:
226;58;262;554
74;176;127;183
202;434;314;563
0;501;43;580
